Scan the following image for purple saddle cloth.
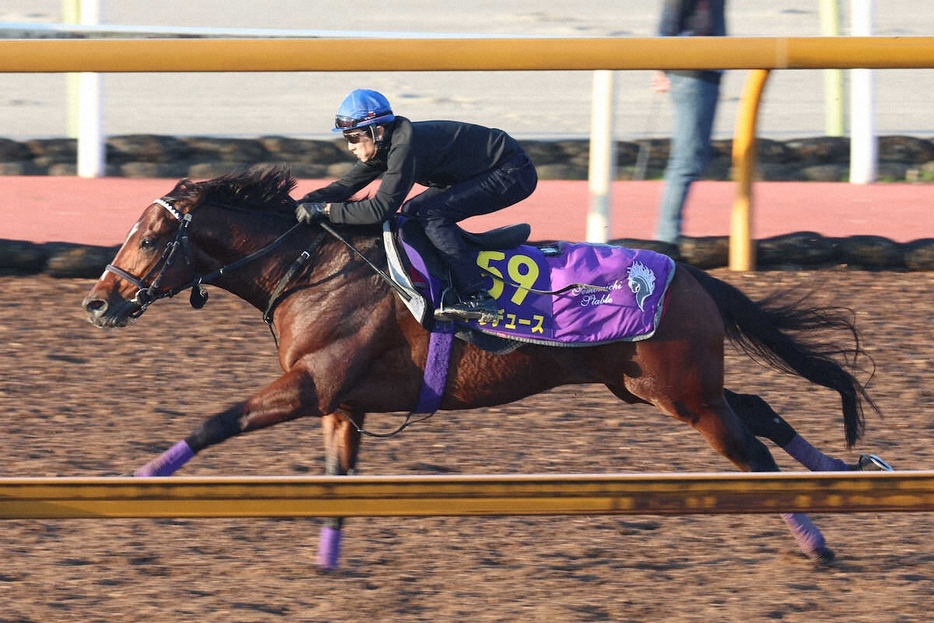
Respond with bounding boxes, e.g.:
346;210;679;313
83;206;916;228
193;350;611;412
399;226;676;347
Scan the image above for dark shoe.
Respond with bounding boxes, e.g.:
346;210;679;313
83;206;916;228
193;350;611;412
853;454;894;472
434;291;499;324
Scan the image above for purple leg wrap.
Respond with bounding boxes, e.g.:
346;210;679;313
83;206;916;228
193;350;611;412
133;440;195;477
783;434;850;472
317;527;342;570
414;328;454;415
781;512;826;554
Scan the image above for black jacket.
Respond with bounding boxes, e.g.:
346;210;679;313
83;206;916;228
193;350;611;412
301;117;522;225
658;0;726;37
658;0;727;83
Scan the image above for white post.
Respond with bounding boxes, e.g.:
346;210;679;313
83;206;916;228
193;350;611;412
77;0;105;178
819;0;845;136
849;0;876;184
63;0;80;138
586;70;617;243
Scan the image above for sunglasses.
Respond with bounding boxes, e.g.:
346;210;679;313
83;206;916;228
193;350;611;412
335;115;359;130
343;130;370;144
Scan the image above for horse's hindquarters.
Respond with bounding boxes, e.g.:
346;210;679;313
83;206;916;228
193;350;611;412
621;267;727;411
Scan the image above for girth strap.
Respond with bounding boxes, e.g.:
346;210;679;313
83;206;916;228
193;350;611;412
413;325;455;415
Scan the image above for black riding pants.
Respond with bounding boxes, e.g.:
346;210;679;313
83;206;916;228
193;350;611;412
400;151;538;293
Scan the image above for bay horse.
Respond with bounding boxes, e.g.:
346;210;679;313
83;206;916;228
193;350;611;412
82;167;886;569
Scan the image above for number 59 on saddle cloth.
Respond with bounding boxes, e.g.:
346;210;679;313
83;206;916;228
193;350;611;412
384;219;677;347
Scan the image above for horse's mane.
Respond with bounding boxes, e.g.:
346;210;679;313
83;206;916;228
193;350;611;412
167;166;298;214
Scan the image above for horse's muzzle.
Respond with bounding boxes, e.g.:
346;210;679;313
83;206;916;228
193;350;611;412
82;294;140;329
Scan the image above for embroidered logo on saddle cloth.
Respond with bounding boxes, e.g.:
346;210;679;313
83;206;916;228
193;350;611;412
470;243;675;345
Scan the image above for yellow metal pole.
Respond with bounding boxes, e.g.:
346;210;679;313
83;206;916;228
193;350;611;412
0;472;932;519
1;37;934;73
730;69;770;272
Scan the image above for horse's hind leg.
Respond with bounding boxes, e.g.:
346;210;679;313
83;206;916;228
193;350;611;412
653;392;835;563
725;390;851;472
317;409;364;571
671;395;780;473
725;390;892;472
722;390;869;562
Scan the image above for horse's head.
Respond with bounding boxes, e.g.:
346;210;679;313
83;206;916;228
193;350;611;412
83;166;299;328
82;194;206;328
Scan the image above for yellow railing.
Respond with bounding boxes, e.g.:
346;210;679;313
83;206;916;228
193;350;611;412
2;37;934;72
731;69;771;270
1;472;932;519
2;36;933;269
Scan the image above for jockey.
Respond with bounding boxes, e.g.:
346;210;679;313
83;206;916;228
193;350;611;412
295;88;538;324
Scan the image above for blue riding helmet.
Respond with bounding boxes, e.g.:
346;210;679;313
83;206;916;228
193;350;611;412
333;89;395;133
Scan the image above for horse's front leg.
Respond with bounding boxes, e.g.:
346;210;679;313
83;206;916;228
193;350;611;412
133;370;318;477
318;409;365;571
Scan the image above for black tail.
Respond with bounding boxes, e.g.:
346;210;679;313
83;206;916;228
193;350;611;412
681;263;878;448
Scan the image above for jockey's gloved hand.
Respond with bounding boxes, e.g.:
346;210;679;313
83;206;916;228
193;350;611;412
295;202;329;223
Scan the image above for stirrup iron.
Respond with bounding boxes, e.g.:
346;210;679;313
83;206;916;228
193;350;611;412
855;454;894;472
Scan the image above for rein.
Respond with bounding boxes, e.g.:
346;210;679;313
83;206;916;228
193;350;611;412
319;221;413;302
104;198;323;332
107;198;441;438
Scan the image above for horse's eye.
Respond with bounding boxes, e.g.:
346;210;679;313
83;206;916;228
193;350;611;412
140;237;157;250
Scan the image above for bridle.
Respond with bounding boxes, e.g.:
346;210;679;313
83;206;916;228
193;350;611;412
104;198;200;317
104;197;323;332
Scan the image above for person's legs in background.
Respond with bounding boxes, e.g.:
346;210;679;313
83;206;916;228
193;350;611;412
655;73;721;244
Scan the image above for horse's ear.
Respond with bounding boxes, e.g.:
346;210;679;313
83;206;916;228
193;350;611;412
167;179;194;198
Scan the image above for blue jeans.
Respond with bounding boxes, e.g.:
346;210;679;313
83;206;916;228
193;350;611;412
655;72;721;244
401;151;537;293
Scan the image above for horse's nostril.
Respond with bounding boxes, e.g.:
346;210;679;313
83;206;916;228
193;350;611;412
83;298;107;314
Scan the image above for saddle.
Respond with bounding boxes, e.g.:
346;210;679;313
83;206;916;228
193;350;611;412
383;216;675;352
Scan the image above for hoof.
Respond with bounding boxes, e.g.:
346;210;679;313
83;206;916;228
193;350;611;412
854;454;894;472
810;546;836;567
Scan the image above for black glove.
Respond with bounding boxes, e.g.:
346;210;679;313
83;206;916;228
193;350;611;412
295;202;329;224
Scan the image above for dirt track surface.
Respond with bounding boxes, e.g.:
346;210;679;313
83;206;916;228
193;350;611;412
1;270;932;622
